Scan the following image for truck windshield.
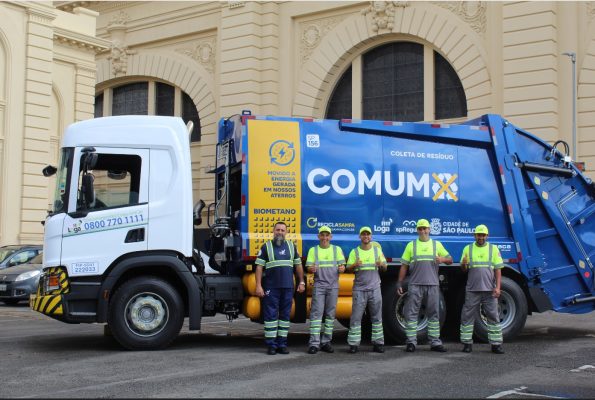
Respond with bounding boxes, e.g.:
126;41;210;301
50;147;73;214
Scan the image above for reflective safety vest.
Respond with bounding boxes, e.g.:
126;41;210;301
264;240;295;270
468;243;496;269
313;245;341;268
412;239;437;266
354;246;380;271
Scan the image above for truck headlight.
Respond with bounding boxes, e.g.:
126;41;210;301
15;270;41;282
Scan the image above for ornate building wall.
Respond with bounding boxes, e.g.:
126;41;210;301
0;1;106;245
1;1;593;244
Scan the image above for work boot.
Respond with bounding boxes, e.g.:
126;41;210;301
430;345;447;353
462;344;472;353
277;347;290;354
267;347;276;355
307;346;318;354
320;343;334;353
348;345;359;354
405;343;416;352
491;345;504;354
373;344;385;353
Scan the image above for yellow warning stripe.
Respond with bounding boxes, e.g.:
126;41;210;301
39;294;52;312
44;295;62;314
34;293;42;310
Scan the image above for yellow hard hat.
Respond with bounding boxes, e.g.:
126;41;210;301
359;226;372;234
318;225;331;234
416;219;430;228
474;224;489;235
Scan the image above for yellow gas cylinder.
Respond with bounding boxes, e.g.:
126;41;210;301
306;273;354;296
242;272;257;296
335;296;353;319
304;296;353;319
242;296;296;321
339;273;355;296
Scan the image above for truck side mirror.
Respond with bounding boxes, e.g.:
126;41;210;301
81;173;95;208
193;199;205;226
42;165;57;177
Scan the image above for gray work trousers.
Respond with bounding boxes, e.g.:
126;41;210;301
348;287;384;346
460;291;503;345
308;287;339;348
403;284;442;346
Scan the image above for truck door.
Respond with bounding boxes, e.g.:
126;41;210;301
61;147;149;277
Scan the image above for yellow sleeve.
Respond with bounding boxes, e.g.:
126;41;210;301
460;245;469;264
401;242;413;264
436;241;450;257
306;247;316;265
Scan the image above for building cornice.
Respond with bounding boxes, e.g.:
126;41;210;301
54;27;111;53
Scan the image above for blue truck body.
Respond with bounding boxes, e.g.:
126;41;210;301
211;113;595;335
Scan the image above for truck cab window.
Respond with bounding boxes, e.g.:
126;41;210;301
77;153;142;211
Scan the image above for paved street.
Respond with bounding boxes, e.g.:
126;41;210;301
0;303;593;398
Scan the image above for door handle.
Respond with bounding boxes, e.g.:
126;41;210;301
125;228;145;243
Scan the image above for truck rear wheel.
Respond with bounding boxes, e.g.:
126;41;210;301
473;276;528;343
108;276;184;350
382;281;446;344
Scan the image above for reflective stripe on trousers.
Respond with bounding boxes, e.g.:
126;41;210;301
309;287;339;348
460;291;502;345
348;287;384;346
262;288;293;348
403;284;442;346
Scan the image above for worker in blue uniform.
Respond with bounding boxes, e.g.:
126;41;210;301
255;221;305;355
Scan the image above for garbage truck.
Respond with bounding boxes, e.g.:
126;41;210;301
30;112;595;350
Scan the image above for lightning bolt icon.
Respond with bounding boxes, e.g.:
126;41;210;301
279;147;286;158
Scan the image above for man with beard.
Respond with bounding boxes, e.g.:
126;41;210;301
398;218;452;353
255;221;305;355
459;224;505;354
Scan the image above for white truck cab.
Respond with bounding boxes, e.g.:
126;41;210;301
32;116;243;350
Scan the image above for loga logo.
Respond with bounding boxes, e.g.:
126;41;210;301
374;217;393;234
269;140;296;166
306;217;318;228
395;220;417;234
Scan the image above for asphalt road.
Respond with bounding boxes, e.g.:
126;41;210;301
0;303;593;398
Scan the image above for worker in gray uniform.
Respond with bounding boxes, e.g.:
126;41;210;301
460;224;505;354
306;225;346;354
398;219;452;353
346;226;387;354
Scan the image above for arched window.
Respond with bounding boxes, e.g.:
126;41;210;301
434;51;467;120
326;42;466;122
326;66;352;120
95;80;202;142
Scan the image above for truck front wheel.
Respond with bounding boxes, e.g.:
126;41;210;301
473;276;528;343
108;276;184;350
382;281;446;344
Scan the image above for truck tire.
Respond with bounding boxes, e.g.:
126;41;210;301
382;281;446;344
473;276;528;343
108;276;184;350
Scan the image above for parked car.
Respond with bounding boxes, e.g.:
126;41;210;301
0;253;43;305
0;245;42;270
